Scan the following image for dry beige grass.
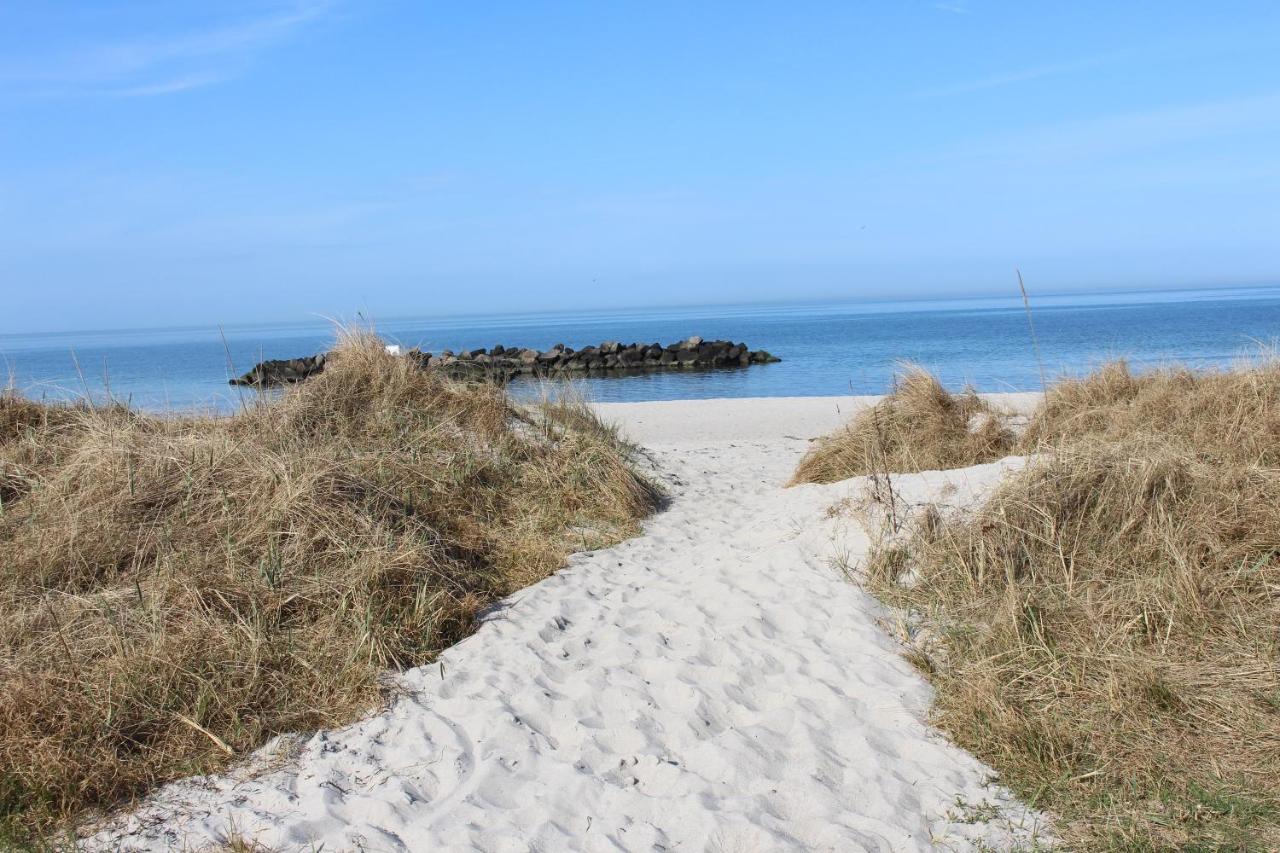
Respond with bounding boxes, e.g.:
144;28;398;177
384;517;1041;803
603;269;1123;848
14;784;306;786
1022;358;1280;463
791;367;1016;484
855;361;1280;849
0;333;658;845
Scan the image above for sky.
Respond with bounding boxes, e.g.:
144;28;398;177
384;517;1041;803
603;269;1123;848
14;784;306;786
2;1;1279;334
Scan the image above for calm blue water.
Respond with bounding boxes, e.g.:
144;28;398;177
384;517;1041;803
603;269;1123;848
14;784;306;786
4;286;1280;412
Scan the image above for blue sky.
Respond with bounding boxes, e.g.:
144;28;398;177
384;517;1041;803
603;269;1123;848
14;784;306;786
2;1;1279;333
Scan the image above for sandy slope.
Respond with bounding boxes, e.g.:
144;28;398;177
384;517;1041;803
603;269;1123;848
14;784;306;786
84;394;1046;852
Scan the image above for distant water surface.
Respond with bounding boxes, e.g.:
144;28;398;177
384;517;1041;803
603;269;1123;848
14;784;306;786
3;286;1280;412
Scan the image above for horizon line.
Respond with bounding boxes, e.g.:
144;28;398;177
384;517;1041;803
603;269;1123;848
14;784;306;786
4;280;1280;342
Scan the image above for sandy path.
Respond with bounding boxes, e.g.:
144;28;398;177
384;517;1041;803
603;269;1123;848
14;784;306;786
85;395;1046;852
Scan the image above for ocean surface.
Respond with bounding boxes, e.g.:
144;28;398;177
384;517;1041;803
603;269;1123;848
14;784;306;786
4;286;1280;413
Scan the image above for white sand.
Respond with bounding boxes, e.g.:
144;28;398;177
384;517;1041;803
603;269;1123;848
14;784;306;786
84;394;1047;852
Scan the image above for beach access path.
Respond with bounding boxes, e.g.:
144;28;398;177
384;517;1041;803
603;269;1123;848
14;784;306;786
85;394;1049;852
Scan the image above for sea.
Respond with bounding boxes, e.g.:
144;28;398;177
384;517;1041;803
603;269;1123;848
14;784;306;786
4;285;1280;413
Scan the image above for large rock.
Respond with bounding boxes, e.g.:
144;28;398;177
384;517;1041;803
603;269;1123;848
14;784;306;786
229;354;326;387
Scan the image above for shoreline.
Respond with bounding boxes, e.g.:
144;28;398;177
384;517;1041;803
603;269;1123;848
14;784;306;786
594;392;1042;445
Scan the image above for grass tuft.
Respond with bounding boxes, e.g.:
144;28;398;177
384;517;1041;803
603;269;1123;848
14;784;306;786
791;366;1016;484
0;332;658;842
1022;358;1280;464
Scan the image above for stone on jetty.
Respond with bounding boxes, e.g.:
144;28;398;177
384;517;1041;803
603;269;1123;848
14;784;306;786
431;338;780;378
228;354;326;387
230;339;779;387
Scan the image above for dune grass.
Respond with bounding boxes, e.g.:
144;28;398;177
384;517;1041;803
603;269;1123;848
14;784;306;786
0;333;659;844
1022;358;1280;462
790;366;1016;484
840;361;1280;849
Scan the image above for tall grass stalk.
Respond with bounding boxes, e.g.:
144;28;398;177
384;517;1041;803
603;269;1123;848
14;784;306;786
1017;268;1049;398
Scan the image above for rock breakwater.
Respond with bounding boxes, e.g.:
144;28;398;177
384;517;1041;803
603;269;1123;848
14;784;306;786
230;337;780;387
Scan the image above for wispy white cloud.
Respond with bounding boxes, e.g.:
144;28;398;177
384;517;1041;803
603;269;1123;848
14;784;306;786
955;90;1280;165
99;71;233;99
911;27;1280;100
1;0;333;98
912;52;1114;98
933;1;971;14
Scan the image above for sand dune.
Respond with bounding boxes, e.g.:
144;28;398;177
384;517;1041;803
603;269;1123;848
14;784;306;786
84;394;1047;852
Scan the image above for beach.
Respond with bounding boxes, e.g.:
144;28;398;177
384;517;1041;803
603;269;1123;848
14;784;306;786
11;3;1277;846
82;393;1048;852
